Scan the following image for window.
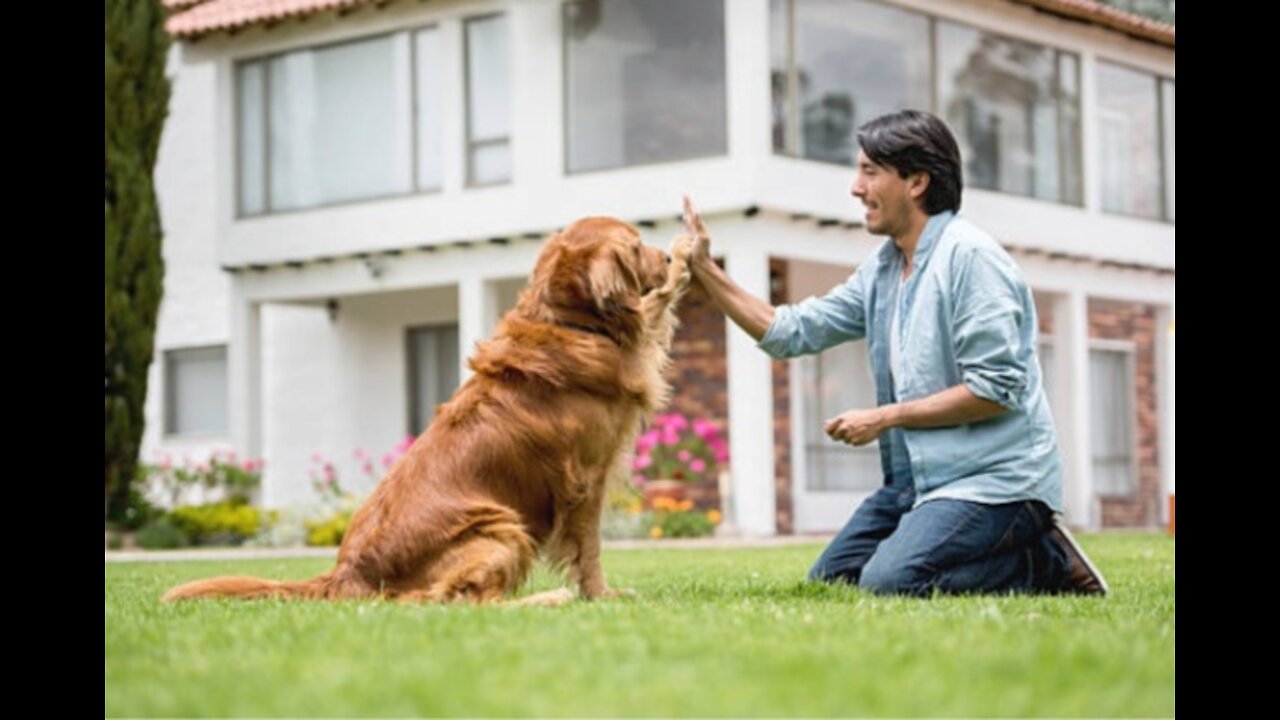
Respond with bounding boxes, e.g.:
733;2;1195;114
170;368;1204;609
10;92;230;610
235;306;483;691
236;23;482;214
770;2;1084;206
800;344;882;492
1097;61;1170;220
465;14;512;186
770;0;930;165
1090;346;1136;496
165;346;228;436
564;0;727;173
407;325;460;434
937;21;1082;204
1160;78;1175;221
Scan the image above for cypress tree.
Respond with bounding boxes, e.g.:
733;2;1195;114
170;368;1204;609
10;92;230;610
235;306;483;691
105;0;171;523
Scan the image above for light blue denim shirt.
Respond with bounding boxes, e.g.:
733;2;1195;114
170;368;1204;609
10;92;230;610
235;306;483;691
759;211;1064;512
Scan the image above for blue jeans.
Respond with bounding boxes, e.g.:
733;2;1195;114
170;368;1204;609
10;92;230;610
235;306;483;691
807;477;1069;596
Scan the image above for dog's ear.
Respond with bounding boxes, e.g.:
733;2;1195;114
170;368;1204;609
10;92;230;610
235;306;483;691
518;233;568;319
585;245;643;341
587;245;641;311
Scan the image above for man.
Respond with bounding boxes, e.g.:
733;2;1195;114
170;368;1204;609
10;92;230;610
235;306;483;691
683;110;1106;596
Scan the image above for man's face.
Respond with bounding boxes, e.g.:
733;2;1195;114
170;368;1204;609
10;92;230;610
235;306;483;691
850;151;925;238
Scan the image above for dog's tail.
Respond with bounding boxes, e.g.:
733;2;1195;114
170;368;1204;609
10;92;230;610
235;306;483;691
160;569;355;602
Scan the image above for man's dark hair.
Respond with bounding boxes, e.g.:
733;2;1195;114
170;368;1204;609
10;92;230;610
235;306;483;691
856;110;963;214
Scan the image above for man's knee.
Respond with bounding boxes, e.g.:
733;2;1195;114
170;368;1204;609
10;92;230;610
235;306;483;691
807;556;860;584
858;557;930;596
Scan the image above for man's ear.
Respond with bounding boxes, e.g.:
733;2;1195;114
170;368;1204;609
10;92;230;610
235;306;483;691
908;170;931;202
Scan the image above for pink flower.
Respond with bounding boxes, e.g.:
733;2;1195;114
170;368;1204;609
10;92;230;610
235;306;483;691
633;454;653;470
667;414;689;431
693;418;720;441
241;460;255;472
690;459;706;473
195;463;208;473
632;474;646;486
382;453;396;469
396;435;415;453
324;467;336;481
678;450;692;462
227;451;237;463
363;462;374;475
636;430;660;454
661;427;681;445
354;449;369;460
311;452;323;463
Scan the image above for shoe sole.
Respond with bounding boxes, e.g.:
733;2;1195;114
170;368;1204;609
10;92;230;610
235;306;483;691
1052;516;1110;596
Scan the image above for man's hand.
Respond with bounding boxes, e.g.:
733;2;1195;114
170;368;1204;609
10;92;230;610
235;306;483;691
824;407;895;446
678;193;777;341
682;195;712;270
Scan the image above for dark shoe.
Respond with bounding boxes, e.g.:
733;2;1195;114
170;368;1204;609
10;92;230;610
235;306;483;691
1047;516;1109;596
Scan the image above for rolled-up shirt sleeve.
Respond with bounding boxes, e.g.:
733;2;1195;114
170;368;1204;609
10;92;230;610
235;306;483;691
951;246;1030;411
757;261;872;359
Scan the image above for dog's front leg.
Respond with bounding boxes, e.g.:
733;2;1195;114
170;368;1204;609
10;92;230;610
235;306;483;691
640;234;693;333
567;490;631;600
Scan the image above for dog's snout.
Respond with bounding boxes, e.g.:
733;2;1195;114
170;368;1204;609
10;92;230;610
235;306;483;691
665;253;672;264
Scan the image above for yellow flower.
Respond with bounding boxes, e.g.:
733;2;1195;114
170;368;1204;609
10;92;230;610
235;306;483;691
678;499;694;511
652;497;675;510
649;526;664;539
706;510;722;524
627;501;643;515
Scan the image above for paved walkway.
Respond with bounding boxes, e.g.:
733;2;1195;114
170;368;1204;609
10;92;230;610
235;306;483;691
105;534;835;563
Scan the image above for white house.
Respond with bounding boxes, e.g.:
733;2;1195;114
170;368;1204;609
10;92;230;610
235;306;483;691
145;0;1175;534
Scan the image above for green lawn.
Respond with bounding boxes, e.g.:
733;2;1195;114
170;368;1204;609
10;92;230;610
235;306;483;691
106;533;1173;717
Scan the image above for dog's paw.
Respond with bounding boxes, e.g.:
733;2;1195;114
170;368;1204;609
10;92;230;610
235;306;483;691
591;587;637;601
670;233;694;265
664;235;694;291
510;587;576;607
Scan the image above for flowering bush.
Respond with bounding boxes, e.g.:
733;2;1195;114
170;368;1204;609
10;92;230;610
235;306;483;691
646;497;721;538
141;450;264;508
602;490;722;540
305;511;353;547
168;498;272;546
631;414;728;485
308;435;415;498
296;436;414;547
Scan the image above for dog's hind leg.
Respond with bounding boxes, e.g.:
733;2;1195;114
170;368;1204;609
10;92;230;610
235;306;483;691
395;518;536;604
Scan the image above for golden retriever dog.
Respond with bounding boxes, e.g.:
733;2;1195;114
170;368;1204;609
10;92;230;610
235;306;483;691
162;218;693;605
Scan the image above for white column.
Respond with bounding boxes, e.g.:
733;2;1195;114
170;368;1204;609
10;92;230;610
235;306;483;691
229;290;265;501
440;17;466;194
725;244;776;536
1080;51;1102;214
458;277;498;380
725;0;771;168
508;0;561;192
1157;303;1175;524
1054;290;1096;528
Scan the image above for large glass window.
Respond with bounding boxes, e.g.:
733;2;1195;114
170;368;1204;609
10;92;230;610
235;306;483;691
565;0;727;173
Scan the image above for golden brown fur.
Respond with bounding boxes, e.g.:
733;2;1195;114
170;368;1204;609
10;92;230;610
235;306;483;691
162;217;693;604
